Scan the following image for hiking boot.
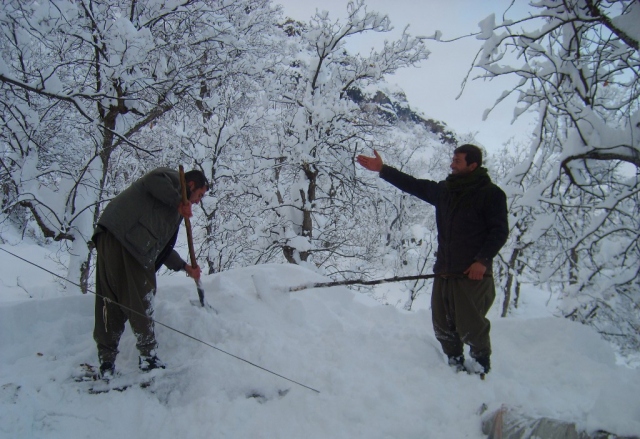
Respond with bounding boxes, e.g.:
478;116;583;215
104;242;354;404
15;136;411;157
447;355;466;373
474;356;491;375
139;355;166;372
99;361;115;381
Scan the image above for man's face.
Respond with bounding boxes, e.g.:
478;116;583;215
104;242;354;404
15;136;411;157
188;182;207;204
450;153;477;175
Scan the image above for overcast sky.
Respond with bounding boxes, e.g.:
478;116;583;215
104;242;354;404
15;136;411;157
275;0;536;153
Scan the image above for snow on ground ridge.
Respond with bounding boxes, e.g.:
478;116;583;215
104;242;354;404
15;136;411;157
0;244;639;438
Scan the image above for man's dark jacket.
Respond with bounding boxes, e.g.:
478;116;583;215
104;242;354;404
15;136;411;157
93;167;186;272
380;165;508;275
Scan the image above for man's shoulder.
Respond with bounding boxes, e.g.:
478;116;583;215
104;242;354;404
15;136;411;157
479;181;508;211
138;167;179;185
478;177;505;194
147;167;178;177
488;181;507;196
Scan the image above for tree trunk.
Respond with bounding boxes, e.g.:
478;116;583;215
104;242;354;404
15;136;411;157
502;246;523;317
299;163;318;262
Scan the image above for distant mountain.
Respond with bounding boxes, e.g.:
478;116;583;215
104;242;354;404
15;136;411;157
279;17;458;146
347;86;458;145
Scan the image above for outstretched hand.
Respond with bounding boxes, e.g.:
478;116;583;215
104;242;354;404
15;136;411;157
356;150;383;172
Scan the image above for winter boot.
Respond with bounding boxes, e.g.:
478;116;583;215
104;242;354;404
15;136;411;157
99;361;116;381
139;355;166;372
447;355;466;373
474;355;491;375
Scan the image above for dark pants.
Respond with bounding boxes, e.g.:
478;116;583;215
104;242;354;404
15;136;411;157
431;276;495;360
93;230;158;364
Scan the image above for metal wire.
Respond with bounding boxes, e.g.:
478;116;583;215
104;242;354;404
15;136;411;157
0;246;320;394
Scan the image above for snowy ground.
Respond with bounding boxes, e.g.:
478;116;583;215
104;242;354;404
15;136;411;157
1;242;639;439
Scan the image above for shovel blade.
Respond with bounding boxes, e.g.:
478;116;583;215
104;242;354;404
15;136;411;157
191;280;218;314
195;279;205;306
197;286;205;307
190;298;219;314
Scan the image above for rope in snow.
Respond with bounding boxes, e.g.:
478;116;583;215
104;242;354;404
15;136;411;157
0;246;321;394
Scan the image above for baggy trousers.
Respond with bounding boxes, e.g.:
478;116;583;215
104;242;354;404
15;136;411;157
431;276;495;360
93;230;158;364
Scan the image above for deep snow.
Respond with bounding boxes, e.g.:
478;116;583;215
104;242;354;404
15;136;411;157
1;242;639;439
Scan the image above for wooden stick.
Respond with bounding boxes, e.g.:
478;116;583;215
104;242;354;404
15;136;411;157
179;165;197;267
289;273;458;292
179;165;205;307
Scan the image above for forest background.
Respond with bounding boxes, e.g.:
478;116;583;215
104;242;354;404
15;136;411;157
1;0;639;361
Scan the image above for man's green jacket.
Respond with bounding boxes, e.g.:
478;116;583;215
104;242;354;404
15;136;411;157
93;167;186;272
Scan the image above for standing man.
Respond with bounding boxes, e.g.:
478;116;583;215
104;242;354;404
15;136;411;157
357;145;508;376
92;167;209;379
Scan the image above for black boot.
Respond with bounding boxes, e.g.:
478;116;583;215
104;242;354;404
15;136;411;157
447;355;466;373
99;361;115;381
139;355;166;372
474;356;491;375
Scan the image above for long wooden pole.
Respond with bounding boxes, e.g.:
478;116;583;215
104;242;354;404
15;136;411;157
179;165;205;307
289;273;458;292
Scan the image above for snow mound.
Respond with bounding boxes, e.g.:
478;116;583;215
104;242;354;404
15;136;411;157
1;259;639;438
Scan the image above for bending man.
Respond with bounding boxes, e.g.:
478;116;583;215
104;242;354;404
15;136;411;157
92;167;208;379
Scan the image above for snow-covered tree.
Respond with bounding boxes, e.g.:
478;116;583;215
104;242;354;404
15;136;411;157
464;0;639;353
0;0;282;288
259;0;430;269
130;0;286;274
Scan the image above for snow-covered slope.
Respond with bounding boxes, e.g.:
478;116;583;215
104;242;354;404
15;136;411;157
1;247;639;439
